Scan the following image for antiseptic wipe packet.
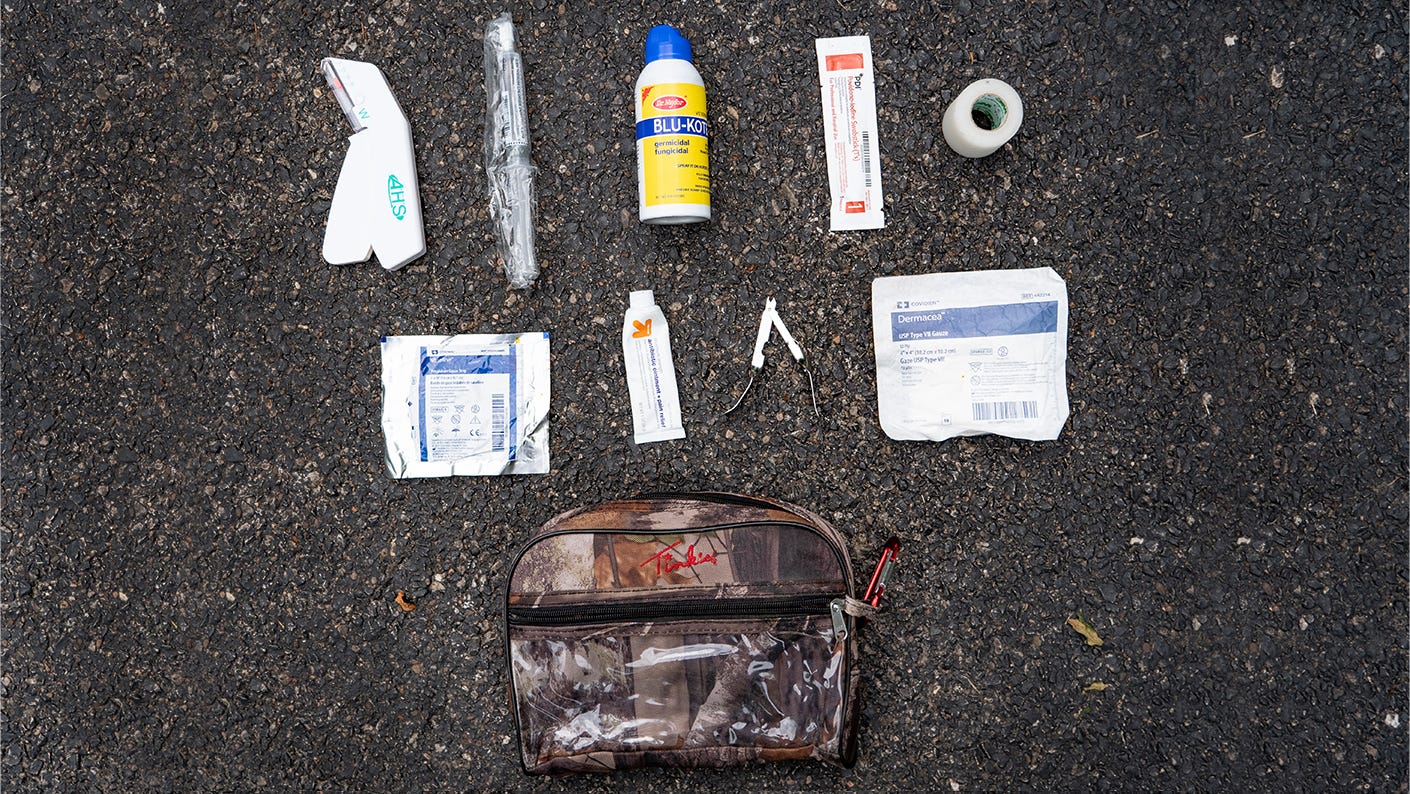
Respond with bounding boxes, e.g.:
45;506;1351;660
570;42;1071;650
816;35;884;231
872;268;1069;442
380;333;550;477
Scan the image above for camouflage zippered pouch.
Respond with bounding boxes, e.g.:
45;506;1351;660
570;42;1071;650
504;492;878;774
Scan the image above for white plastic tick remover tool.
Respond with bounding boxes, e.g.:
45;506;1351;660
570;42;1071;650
725;297;821;418
320;58;425;271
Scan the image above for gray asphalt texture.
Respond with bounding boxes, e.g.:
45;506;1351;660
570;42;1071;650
3;1;1407;791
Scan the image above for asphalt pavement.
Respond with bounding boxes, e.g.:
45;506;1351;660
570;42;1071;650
3;1;1407;791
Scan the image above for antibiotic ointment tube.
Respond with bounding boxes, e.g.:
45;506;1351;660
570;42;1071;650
622;290;686;443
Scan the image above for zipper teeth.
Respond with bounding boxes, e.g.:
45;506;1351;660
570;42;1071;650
508;594;839;627
635;491;780;510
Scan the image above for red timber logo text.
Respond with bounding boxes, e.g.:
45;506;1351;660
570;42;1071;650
640;540;717;575
652;95;687;111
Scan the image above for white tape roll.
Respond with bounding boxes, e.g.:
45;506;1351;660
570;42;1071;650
942;78;1024;158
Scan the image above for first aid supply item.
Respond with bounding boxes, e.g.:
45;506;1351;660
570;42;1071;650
636;25;711;224
380;333;550;477
505;492;881;774
320;58;425;270
725;297;820;418
815;36;884;231
872;267;1069;442
484;14;540;289
622;290;686;444
942;78;1024;158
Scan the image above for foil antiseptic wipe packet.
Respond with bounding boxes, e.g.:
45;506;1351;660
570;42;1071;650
872;268;1069;442
380;333;550;477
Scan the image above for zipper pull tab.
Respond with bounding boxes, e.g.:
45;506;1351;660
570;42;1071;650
830;598;849;641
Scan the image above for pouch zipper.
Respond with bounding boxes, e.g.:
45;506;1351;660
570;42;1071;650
508;592;849;639
635;491;785;511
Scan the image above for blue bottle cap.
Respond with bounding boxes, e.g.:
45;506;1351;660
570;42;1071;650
645;25;692;64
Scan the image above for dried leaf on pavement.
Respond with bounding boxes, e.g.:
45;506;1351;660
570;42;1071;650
1067;616;1103;646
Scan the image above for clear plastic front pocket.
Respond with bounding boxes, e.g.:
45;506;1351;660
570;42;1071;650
509;616;846;768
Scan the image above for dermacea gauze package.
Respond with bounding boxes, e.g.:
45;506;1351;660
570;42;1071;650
872;267;1069;442
380;333;550;477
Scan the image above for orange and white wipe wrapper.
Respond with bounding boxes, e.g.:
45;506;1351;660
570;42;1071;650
816;36;884;231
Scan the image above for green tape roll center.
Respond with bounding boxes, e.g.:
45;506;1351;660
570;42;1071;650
971;94;1008;131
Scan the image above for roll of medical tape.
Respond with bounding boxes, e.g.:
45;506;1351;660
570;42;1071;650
942;78;1024;158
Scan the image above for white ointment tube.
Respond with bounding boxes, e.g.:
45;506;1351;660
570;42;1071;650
623;290;686;444
942;79;1024;158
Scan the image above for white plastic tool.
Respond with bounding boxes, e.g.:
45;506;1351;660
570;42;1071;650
725;297;820;418
942;78;1025;159
320;58;425;271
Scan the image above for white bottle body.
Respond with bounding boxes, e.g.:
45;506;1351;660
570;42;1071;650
622;290;686;443
635;59;711;224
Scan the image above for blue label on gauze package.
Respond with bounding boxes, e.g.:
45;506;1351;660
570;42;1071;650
891;301;1059;342
872;269;1070;443
417;345;518;462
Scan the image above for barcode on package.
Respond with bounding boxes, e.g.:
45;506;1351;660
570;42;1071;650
972;400;1039;421
861;131;873;187
491;394;508;451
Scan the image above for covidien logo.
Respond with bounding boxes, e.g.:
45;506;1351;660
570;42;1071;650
387;174;407;220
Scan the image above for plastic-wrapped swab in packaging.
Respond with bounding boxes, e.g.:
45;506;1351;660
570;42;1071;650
484;14;540;289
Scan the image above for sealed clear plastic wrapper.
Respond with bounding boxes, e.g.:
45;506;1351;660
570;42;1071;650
484;14;540;289
380;332;549;477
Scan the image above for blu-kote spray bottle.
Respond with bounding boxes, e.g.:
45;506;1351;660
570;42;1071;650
635;25;710;224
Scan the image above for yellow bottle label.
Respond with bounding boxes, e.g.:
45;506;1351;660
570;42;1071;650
637;82;710;207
